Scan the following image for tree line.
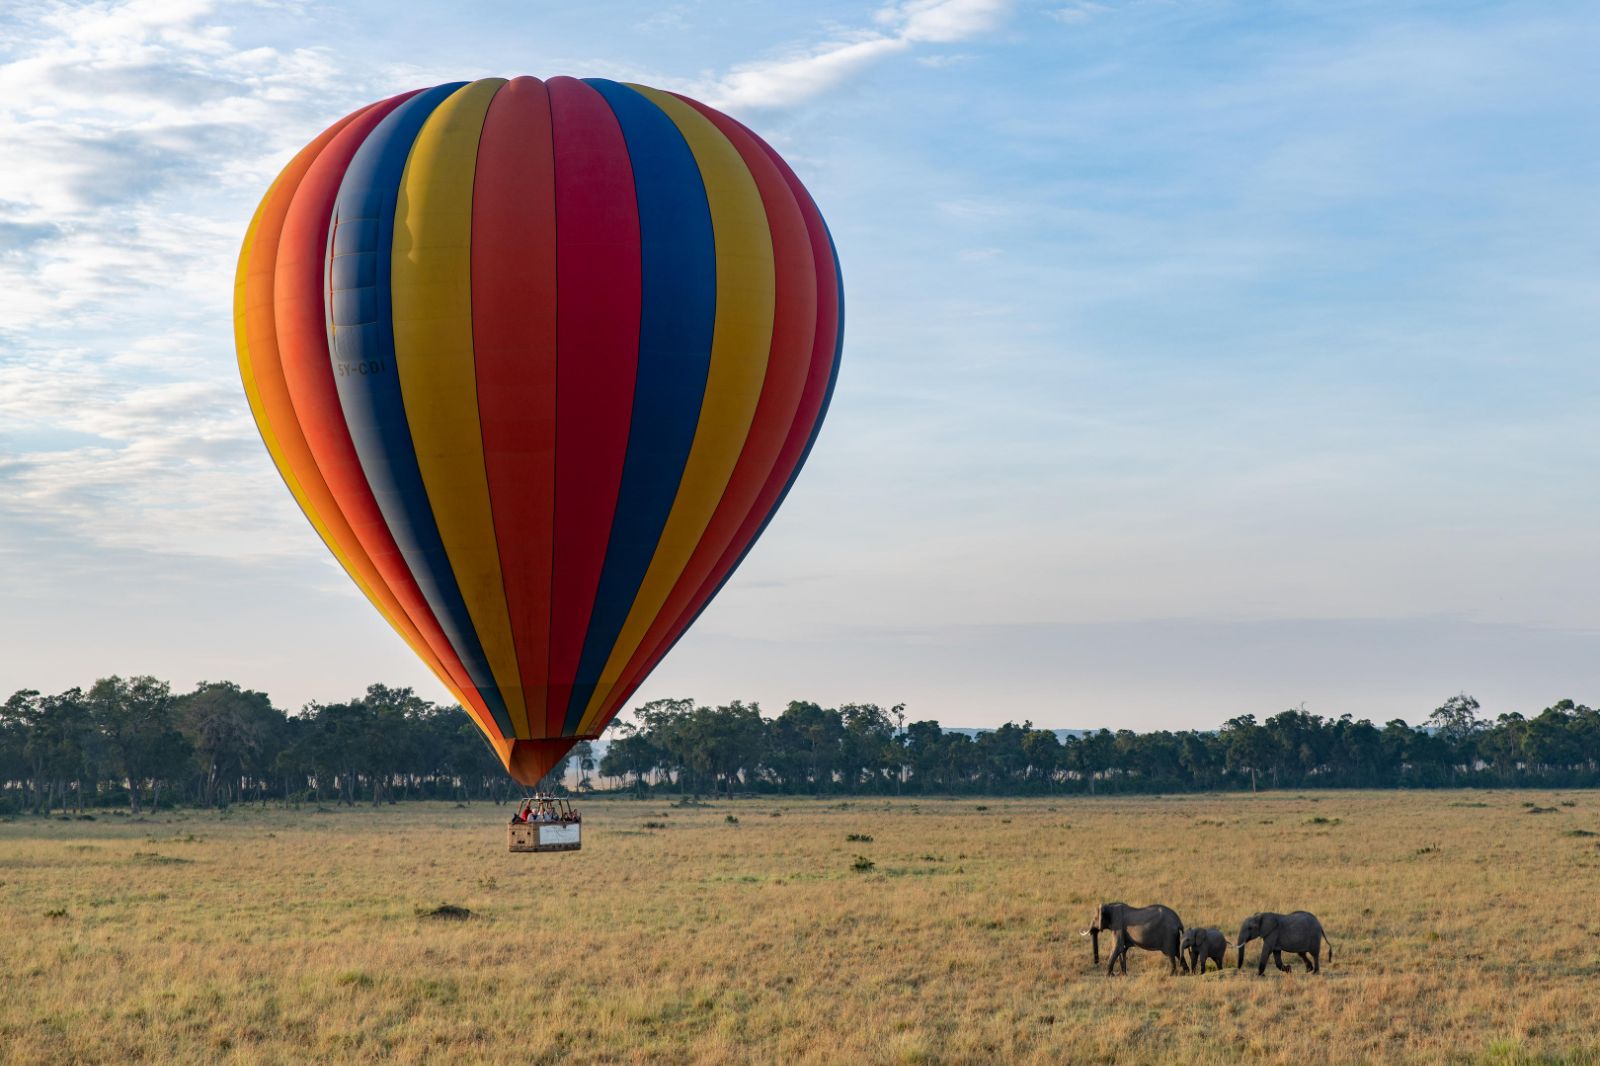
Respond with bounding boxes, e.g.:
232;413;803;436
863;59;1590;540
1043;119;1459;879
0;680;520;814
3;681;1598;814
602;693;1600;795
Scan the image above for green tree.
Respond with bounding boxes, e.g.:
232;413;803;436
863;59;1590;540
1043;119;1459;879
177;682;278;807
1066;729;1114;794
86;676;191;813
770;701;843;793
572;740;596;791
1221;715;1270;792
839;703;896;792
599;721;665;793
1022;727;1063;791
1428;693;1484;779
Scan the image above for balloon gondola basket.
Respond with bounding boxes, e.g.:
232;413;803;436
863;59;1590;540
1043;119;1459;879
508;796;582;853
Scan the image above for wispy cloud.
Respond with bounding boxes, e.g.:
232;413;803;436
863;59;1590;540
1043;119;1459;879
0;341;302;560
1047;2;1108;24
702;0;1012;110
0;0;347;316
0;0;378;561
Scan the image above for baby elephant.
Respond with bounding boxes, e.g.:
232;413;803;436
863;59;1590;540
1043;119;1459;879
1236;911;1334;976
1180;927;1228;974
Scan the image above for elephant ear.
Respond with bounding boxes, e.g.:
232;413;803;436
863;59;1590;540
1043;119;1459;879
1260;913;1279;936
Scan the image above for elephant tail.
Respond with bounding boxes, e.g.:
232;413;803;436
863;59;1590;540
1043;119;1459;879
1323;932;1335;960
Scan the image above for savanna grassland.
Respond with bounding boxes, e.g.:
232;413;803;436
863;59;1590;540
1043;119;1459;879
3;791;1600;1065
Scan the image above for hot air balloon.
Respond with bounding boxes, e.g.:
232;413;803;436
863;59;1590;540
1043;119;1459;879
234;77;842;786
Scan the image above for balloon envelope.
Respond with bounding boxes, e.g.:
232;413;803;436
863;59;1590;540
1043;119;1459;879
235;77;842;783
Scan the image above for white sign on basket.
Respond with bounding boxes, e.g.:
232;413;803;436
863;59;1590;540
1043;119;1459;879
539;823;580;846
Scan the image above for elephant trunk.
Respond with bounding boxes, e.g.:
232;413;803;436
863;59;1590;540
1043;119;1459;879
1236;942;1246;969
1091;929;1100;965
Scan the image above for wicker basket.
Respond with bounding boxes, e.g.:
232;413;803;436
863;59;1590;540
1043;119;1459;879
508;821;582;853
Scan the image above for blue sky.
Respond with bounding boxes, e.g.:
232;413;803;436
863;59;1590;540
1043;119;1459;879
1;0;1596;730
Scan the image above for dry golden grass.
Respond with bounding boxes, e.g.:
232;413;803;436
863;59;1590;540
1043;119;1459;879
4;791;1600;1064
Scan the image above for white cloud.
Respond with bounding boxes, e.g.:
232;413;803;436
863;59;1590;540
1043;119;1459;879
0;0;349;310
890;0;1011;44
1048;2;1108;24
0;345;303;560
704;0;1012;110
707;36;912;110
0;0;378;563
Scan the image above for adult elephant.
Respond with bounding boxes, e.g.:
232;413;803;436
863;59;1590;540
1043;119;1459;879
1236;911;1334;975
1085;902;1188;976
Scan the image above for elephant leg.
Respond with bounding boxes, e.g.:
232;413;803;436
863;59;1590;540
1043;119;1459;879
1274;950;1291;973
1257;939;1270;976
1311;947;1321;974
1297;952;1314;972
1107;935;1127;976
